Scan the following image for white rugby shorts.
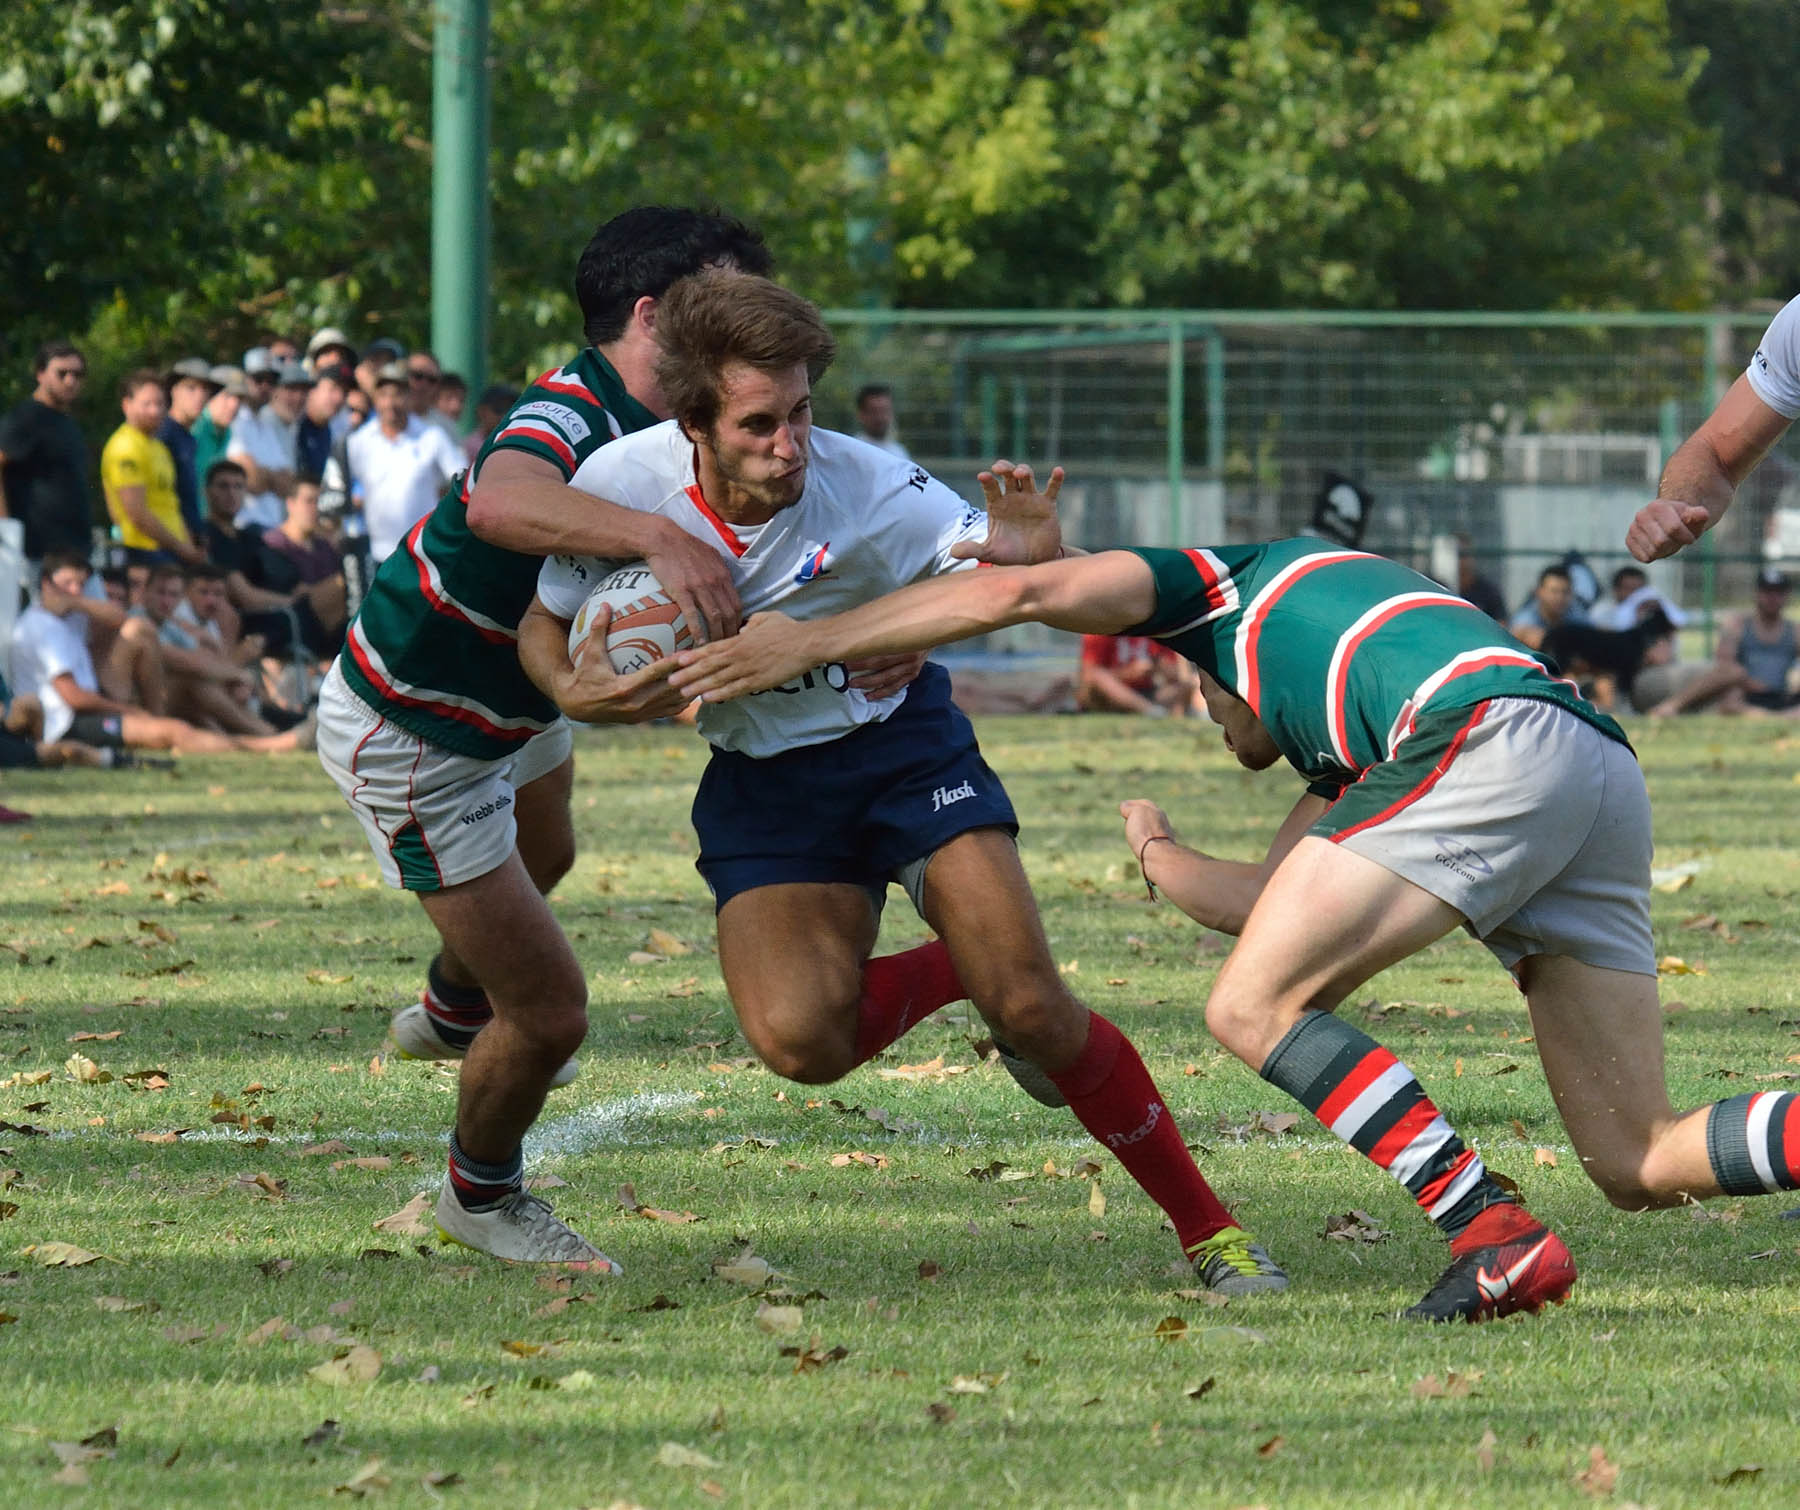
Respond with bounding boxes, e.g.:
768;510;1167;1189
315;662;572;892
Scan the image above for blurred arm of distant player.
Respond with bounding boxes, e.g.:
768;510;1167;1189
671;464;1102;700
468;450;741;643
518;595;694;725
1627;377;1792;562
1117;795;1328;936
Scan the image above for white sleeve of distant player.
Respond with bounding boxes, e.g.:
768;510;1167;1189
1746;295;1800;419
535;555;599;622
885;471;990;583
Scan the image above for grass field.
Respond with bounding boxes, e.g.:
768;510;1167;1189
2;709;1798;1508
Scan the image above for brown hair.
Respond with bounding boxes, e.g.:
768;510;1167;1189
655;270;836;434
146;563;188;589
120;368;163;400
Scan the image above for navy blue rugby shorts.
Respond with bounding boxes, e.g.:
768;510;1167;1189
692;662;1018;911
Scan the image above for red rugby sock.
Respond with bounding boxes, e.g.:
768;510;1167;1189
1048;1012;1236;1252
852;939;966;1065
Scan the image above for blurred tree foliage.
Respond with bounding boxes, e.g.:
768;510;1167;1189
0;0;1782;385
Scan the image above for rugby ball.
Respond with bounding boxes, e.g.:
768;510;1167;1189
567;563;695;674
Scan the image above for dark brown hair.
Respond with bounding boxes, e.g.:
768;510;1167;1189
119;368;163;401
655;270;836;434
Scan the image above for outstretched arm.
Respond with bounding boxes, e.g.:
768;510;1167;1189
1627;376;1792;562
1122;792;1328;936
670;549;1159;703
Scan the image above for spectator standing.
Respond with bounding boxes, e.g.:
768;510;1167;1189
436;371;469;432
1508;563;1585;649
854;382;909;458
355;339;405;403
229;362;312;530
102;371;202;567
346;362;464;565
463;382;520;464
297;365;350;482
0;342;92;563
157;358;220;540
405;350;459;438
192;365;249;486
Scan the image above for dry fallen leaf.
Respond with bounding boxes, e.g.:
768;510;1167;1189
1088;1181;1107;1219
308;1345;382;1386
331;1157;393;1173
1477;1428;1498;1473
333;1457;390;1497
1534;1147;1559;1168
1257;1435;1286;1458
1323;1210;1391;1244
1412;1371;1482;1400
297;1140;354;1158
645;928;694;958
753;1302;804;1336
1575;1444;1619;1497
26;1242;107;1268
94;1295;156;1314
655;1442;719;1470
712;1248;778;1287
372;1193;433;1237
1152;1315;1189;1343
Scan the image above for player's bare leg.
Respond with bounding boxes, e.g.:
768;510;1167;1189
1206;836;1575;1320
922;828;1283;1291
416;852;614;1268
396;757;581;1087
1523;954;1799;1205
716;883;881;1082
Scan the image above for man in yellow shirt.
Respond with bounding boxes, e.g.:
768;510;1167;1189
102;370;204;570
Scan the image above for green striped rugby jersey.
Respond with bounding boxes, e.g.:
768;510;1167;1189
1126;541;1628;789
338;350;657;760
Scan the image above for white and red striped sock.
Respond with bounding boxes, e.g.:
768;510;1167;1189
1261;1009;1512;1238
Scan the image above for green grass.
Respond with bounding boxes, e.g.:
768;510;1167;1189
2;712;1798;1508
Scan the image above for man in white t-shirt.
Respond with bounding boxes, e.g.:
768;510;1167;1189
346;362;465;563
228;363;313;531
1629;294;1800;562
11;555;304;754
523;271;1286;1296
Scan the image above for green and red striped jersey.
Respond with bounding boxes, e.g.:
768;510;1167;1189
338;350;656;759
1126;541;1628;788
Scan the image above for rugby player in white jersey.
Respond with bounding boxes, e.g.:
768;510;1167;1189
525;271;1288;1295
316;210;931;1269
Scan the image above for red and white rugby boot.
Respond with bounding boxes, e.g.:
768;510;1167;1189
1402;1202;1576;1323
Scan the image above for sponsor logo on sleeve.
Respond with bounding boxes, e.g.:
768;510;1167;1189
512;400;593;442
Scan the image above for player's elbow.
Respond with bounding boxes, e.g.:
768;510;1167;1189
464;483;505;544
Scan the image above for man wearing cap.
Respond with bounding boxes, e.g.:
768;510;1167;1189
356;340;405;403
101;370;203;568
158;359;220;540
229;361;313;531
344;361;464;565
307;328;360;377
1644;565;1800;716
193;366;249;487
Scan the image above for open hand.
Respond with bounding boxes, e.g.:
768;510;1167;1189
950;459;1066;566
644;524;742;645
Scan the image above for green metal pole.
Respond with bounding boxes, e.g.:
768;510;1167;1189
432;0;489;424
1167;319;1185;544
1700;319;1722;655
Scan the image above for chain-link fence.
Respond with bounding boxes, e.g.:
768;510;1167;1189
820;309;1799;643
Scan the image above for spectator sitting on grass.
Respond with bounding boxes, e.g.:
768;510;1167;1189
11;555;308;756
257;475;347;656
1;666;109;771
1509;562;1586;649
1454;535;1506;622
198;460;338;664
135;563;288;737
1649;565;1800;717
1077;633;1198;717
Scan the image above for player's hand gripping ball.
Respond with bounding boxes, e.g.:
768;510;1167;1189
568;563;696;674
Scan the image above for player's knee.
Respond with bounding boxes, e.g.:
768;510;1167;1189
529;836;576;894
975;978;1078;1057
750;1030;851;1086
1203;982;1263;1056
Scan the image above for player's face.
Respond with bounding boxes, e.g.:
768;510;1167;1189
1196;670;1281;771
704;361;812;512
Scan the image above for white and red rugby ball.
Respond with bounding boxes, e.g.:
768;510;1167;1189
567;562;695;674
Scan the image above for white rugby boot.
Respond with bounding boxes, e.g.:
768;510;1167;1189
433;1179;621;1272
388;1001;580;1089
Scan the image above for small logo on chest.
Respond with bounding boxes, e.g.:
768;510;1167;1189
793;542;833;584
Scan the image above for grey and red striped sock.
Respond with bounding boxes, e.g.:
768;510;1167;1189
1261;1009;1513;1239
423;955;492;1050
1706;1092;1800;1196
